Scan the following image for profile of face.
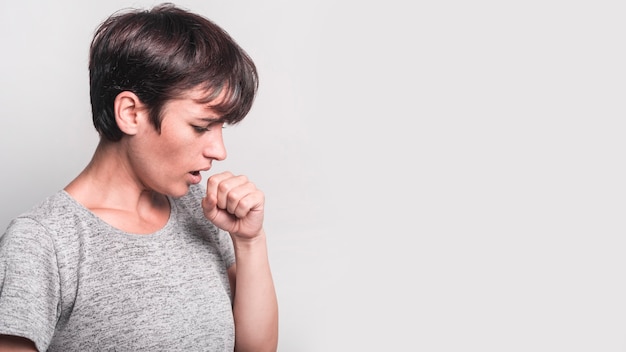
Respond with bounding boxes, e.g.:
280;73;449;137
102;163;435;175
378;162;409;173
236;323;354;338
122;86;228;198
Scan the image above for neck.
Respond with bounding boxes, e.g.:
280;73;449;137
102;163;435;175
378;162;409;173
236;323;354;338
65;138;167;215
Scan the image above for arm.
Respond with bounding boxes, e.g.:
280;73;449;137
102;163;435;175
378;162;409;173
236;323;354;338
228;231;278;351
0;335;37;352
203;172;279;352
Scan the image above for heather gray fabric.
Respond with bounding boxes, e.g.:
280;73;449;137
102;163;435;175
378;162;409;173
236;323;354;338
0;184;236;352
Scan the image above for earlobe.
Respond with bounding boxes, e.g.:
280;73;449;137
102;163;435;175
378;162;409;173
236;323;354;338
114;91;145;136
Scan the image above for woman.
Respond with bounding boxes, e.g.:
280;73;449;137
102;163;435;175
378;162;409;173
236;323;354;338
0;3;278;351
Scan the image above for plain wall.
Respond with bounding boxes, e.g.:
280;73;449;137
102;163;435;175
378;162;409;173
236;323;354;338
1;0;625;350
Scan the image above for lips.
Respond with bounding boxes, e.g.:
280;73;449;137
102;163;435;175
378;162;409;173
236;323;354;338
188;166;211;184
189;171;202;184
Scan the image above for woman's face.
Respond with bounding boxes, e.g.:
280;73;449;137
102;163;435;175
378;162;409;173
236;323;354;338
129;87;228;197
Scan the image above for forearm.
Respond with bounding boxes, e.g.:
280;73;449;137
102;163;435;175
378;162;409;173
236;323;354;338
231;230;278;352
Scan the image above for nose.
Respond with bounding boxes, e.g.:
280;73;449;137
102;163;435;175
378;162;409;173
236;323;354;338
202;128;227;161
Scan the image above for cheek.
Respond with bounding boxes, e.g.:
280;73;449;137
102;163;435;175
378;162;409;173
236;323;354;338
156;131;200;163
155;125;190;153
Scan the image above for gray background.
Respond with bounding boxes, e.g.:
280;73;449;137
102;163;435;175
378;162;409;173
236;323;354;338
1;0;625;350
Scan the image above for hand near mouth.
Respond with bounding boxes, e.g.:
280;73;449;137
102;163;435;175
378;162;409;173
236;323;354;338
201;171;265;241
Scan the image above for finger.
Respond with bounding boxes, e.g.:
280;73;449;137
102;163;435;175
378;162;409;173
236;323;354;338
205;171;233;206
201;193;219;221
215;174;249;210
224;181;257;215
232;190;264;219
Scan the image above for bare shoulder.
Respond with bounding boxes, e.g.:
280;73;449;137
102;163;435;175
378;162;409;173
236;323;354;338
0;335;37;352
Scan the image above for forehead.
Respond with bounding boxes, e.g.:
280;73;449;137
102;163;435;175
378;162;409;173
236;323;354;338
160;83;242;125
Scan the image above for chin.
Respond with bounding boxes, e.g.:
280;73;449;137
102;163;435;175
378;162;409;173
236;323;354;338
165;184;192;199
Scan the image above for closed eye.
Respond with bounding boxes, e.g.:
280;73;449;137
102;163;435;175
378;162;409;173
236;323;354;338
192;125;211;133
192;121;226;133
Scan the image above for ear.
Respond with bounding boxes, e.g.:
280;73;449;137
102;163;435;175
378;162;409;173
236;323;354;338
114;91;147;136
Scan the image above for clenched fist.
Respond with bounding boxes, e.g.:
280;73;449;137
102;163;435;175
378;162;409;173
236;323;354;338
201;171;265;241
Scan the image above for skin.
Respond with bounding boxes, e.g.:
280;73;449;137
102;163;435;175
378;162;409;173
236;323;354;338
0;87;278;352
0;336;36;352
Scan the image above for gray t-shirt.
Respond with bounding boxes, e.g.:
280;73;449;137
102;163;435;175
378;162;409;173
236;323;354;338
0;184;236;351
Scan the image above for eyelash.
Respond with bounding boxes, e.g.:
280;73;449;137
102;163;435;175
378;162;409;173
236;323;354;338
193;125;211;133
192;123;226;133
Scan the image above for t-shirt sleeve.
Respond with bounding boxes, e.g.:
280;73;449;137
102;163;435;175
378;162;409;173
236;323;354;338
0;217;60;352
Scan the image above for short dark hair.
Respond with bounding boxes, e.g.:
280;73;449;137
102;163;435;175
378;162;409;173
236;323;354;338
89;3;258;141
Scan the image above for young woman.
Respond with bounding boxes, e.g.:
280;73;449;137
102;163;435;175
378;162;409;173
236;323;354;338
0;4;278;351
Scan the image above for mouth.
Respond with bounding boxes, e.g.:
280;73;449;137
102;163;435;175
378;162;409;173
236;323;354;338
189;170;203;184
